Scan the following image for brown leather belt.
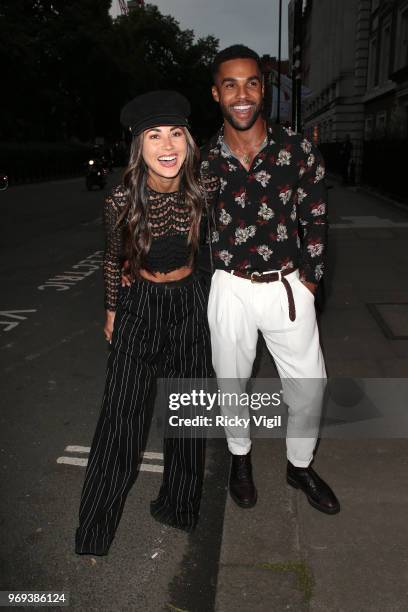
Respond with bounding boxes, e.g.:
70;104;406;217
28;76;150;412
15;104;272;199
231;268;296;321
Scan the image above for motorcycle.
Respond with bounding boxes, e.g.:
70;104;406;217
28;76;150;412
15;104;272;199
0;172;8;191
85;159;107;191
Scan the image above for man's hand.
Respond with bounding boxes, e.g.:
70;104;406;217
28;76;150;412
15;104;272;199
301;280;317;295
104;310;115;343
121;259;133;287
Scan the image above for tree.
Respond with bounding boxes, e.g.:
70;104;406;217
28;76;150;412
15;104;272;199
0;1;220;142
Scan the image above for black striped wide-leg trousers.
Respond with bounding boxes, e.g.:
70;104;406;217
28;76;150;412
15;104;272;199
75;272;213;555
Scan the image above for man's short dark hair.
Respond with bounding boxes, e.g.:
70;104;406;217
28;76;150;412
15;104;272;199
211;45;261;81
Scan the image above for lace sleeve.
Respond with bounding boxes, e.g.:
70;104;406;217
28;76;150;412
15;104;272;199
103;185;127;312
200;173;220;211
197;174;220;275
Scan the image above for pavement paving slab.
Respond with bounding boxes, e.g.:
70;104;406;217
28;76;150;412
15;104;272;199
215;441;310;612
213;181;408;612
301;440;408;612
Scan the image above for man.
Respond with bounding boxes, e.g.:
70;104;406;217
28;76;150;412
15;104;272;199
200;45;339;514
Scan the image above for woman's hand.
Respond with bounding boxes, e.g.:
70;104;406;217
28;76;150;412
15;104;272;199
301;281;317;295
104;310;116;343
121;260;133;287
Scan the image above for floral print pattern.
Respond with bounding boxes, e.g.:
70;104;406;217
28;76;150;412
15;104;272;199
219;208;232;225
258;202;275;220
217;250;234;266
254;170;272;187
256;245;273;261
279;186;293;205
235;225;257;245
200;122;327;283
276;149;292;166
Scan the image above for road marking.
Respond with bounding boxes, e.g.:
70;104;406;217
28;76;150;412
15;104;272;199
57;457;88;467
2;251;105;333
16;329;89;366
64;446;164;460
57;456;164;472
58;446;164;472
143;451;164;460
139;464;164;473
2;251;105;334
0;309;37;333
65;445;90;453
38;250;104;291
331;215;408;229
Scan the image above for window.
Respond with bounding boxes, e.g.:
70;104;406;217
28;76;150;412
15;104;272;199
368;37;378;88
375;111;387;137
365;116;374;140
397;7;408;70
379;24;391;83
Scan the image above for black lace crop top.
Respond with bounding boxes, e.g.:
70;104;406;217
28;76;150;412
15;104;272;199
103;176;219;311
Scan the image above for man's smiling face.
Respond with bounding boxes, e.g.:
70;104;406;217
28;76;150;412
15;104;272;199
212;58;264;131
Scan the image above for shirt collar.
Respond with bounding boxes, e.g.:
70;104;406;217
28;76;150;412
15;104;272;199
215;122;276;160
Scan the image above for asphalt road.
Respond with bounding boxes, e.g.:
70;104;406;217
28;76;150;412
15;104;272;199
0;173;228;612
2;173;408;612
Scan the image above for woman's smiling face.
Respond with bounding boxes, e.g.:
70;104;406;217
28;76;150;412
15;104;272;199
142;125;187;186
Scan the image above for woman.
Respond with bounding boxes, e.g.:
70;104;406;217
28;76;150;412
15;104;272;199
75;91;219;556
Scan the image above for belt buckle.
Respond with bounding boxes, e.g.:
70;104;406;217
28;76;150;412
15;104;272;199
251;271;261;283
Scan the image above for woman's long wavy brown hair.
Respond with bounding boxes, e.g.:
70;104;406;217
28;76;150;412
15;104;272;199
120;127;203;278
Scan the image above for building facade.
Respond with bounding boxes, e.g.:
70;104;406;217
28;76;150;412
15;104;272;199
289;0;408;184
364;0;408;140
288;0;371;180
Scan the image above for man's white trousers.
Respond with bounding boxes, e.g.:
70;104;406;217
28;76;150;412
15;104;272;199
207;269;327;467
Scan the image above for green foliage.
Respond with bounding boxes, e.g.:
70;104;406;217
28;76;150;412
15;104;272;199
0;1;219;143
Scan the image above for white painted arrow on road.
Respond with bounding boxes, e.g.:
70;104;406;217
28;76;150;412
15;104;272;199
0;321;19;332
0;309;37;332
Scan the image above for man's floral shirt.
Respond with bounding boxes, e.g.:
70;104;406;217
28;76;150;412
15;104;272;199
200;122;328;284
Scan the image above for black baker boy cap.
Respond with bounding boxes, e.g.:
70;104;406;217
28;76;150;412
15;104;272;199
120;90;191;136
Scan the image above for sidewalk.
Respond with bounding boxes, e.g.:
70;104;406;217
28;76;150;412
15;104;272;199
327;172;407;214
214;182;408;611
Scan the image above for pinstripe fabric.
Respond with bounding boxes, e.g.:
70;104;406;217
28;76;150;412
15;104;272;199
75;272;212;555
